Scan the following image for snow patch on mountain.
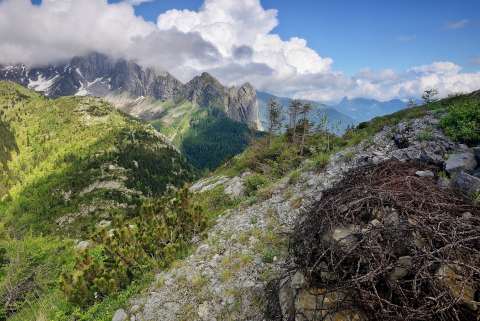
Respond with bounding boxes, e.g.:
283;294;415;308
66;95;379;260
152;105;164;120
28;75;58;93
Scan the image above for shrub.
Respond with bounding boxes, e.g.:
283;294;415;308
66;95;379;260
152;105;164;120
416;128;434;141
244;174;268;196
288;170;301;185
61;188;207;307
311;153;330;171
440;100;480;145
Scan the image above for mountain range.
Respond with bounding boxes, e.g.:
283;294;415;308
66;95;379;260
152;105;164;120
0;53;260;127
0;52;408;168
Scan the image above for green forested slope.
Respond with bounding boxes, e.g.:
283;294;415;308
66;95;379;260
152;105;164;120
0;81;195;320
151;104;259;171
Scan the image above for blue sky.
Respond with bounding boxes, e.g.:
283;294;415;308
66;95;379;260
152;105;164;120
8;0;480;100
121;0;480;75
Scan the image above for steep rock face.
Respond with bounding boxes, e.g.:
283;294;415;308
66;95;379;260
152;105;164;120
226;83;259;127
182;73;259;127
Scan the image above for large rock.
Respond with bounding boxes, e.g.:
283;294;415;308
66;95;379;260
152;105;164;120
451;171;480;196
112;309;128;321
224;176;246;198
445;152;477;174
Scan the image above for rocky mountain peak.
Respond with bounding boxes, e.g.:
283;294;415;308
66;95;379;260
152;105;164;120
0;53;264;129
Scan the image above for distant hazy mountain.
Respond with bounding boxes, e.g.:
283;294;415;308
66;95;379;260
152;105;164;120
256;91;356;134
331;97;407;122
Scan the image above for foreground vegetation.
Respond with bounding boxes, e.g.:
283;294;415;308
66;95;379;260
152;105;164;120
0;82;478;321
0;82;196;320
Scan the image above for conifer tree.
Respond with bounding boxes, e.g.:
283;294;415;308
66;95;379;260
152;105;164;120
267;98;282;145
288;99;302;143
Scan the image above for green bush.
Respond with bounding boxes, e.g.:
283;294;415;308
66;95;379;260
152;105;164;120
244;174;268;196
61;188;207;307
440;100;480;145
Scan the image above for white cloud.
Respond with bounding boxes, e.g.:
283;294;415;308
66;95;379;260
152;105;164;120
124;0;154;5
446;19;469;30
0;0;479;102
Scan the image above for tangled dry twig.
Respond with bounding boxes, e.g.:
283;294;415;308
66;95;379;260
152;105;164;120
291;160;480;321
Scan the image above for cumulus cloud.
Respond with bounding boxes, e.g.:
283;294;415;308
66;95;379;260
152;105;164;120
0;0;479;102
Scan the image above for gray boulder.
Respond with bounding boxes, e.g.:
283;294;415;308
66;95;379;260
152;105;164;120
445;152;477;174
112;309;128;321
452;171;480;196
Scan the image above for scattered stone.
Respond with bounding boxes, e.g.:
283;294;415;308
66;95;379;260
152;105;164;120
97;220;111;229
329;225;359;247
389;256;413;281
384;210;400;226
75;240;91;251
291;271;306;289
445;152;477;174
462;212;473;220
415;170;434;177
112;309;128;321
196;244;210;256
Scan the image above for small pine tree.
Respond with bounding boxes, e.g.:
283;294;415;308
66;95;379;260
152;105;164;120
299;103;313;155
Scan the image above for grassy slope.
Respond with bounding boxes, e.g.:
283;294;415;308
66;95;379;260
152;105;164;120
0;81;194;320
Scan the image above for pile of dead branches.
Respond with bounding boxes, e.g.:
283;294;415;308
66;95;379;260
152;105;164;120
291;160;480;321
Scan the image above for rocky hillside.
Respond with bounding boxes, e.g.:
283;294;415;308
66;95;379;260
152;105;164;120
108;91;479;321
